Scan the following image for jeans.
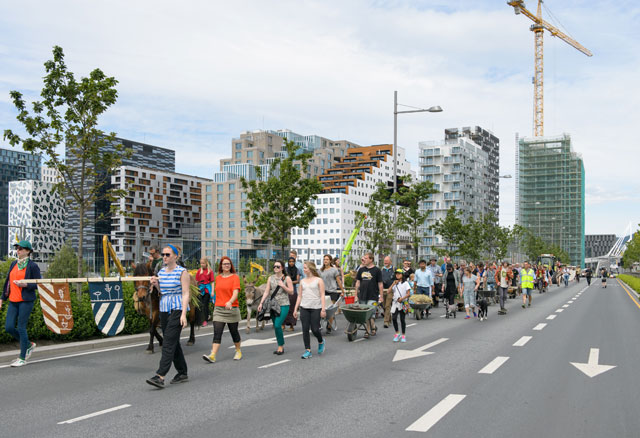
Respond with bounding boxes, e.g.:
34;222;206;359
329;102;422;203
300;307;323;350
156;310;188;377
272;305;289;346
5;300;35;360
417;286;431;296
498;286;509;309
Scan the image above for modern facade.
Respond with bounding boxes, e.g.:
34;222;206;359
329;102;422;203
0;147;41;257
290;144;414;268
418;127;498;258
65;137;175;261
110;165;211;264
585;234;617;259
516;133;585;267
41;166;62;184
203;129;360;264
7;180;65;263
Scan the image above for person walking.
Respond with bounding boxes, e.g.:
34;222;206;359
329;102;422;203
203;256;242;364
601;269;608;288
1;240;41;367
563;267;570;287
380;256;395;329
390;269;411;342
320;254;344;333
495;261;513;315
293;261;326;359
520;262;535;308
354;252;383;338
460;267;479;319
414;260;434;318
585;267;592;286
441;263;459;312
486;262;497;295
284;257;299;331
258;260;294;355
196;258;214;327
146;245;190;388
429;258;442;307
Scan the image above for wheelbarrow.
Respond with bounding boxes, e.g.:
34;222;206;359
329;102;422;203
341;303;376;342
321;296;342;334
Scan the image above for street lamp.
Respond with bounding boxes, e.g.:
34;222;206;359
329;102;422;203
393;90;442;259
535;201;541;236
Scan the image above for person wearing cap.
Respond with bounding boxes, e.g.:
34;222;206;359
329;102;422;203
1;240;41;367
390;269;411;342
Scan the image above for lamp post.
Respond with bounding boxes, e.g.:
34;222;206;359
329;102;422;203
535;201;541;236
393;90;442;260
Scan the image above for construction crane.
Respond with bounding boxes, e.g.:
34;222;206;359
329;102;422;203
507;1;592;137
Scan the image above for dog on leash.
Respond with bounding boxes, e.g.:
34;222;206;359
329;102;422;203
445;299;457;319
477;296;489;321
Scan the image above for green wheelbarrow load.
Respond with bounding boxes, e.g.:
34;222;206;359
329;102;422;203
340;303;377;341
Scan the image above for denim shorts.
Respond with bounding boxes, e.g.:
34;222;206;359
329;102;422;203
522;288;532;296
416;286;431;296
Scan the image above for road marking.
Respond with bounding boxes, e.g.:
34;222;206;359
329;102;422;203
440;315;446;318
258;359;290;369
393;338;448;362
230;332;302;348
567;300;574;303
562;304;570;308
617;279;640;310
546;315;557;320
58;404;131;424
533;323;547;331
407;323;417;327
479;356;509;374
513;336;532;347
570;348;616;378
555;309;564;313
353;338;365;343
406;394;466;432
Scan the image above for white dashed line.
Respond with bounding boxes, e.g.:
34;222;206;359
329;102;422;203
556;309;564;313
567;301;574;303
258;359;290;369
562;304;570;308
353;338;365;343
58;404;131;424
546;315;557;320
406;394;466;432
533;323;547;331
407;323;417;327
513;336;532;347
478;356;510;374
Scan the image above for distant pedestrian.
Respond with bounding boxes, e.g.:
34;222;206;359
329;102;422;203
258;260;293;355
1;240;41;367
429;258;442;307
495;261;513;314
380;256;395;329
601;269;608;288
284;257;299;330
293;261;326;359
203;256;242;364
585;268;592;286
460;267;479;319
401;259;415;282
520;262;535;308
196;257;214;327
441;263;459;309
390;269;411;342
290;250;305;280
414;260;434;318
147;244;190;388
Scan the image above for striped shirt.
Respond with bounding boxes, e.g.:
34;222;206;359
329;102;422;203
158;265;188;312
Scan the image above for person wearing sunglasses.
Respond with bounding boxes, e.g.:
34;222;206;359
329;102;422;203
1;240;41;367
146;245;190;389
258;260;293;355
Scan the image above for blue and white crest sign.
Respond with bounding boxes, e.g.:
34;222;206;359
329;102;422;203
89;281;125;336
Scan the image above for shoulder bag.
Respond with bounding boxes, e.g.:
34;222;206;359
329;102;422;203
257;284;282;322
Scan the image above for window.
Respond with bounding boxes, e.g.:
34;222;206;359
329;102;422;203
217;222;223;228
229;183;236;191
217;184;223;191
241;220;247;227
205;213;212;220
241;201;247;209
205;222;212;229
235;152;241;159
229;221;235;228
205;231;212;238
229;202;235;209
241;230;247;237
229;211;236;219
229;230;235;238
205;194;212;201
206;185;212;193
217;203;223;210
217;193;223;201
229;193;235;200
247;151;253;158
235;143;242;150
217;212;223;219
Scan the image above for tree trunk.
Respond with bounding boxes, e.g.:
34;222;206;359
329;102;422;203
76;203;84;299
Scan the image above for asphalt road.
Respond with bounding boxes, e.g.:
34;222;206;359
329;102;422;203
1;279;638;438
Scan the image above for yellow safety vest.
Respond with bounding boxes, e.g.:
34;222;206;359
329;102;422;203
521;269;535;289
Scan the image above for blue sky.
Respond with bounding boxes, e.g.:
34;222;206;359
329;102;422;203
1;0;639;235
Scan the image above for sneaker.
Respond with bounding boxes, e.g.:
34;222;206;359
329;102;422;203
146;375;164;389
326;326;332;334
233;350;242;361
318;341;325;355
473;311;477;317
400;335;406;343
528;303;531;307
170;373;189;384
301;350;312;359
522;304;525;308
10;358;26;367
393;334;400;342
464;316;471;319
25;342;36;360
202;353;216;363
202;321;208;327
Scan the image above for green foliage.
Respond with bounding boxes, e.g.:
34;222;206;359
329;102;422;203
520;227;569;264
362;183;396;263
394;176;437;261
622;227;640;268
3;45;130;284
619;274;640;295
46;243;86;278
430;207;465;257
0;257;16;283
241;139;323;256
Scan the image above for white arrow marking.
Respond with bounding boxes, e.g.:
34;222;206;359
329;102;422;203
571;348;616;378
406;394;466;432
393;338;448;362
230;332;302;348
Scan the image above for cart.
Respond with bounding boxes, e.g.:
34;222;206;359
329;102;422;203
477;288;497;305
321;296;342;334
409;301;431;320
341;303;376;342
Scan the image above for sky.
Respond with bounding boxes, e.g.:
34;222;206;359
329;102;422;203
1;0;638;236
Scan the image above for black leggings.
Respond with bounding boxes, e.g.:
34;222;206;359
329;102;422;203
300;307;323;350
392;309;406;334
212;321;241;344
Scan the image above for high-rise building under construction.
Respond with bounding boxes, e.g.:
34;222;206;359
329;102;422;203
516;133;585;267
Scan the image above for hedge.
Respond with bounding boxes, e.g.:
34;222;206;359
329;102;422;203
618;274;640;295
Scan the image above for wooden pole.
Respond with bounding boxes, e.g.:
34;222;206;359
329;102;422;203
21;276;153;284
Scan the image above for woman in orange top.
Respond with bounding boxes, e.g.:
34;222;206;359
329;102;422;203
202;256;242;363
1;240;42;367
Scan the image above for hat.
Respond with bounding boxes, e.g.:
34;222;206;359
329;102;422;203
14;240;33;251
395;269;404;274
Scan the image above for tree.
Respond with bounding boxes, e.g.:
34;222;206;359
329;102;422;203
241;139;322;257
4;46;129;296
361;183;396;264
430;207;465;257
394;176;437;262
46;243;86;278
622;227;640;268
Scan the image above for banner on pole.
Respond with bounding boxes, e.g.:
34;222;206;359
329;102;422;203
89;281;125;336
37;283;74;335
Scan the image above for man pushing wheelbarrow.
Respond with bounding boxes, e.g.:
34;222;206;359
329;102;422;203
353;252;383;338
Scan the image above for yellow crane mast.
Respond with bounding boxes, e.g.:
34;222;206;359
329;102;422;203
507;0;592;137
